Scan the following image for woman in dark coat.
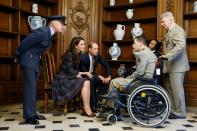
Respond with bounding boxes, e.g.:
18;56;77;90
148;39;162;58
148;39;163;84
52;37;95;117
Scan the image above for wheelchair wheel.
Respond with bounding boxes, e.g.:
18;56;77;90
107;114;117;124
127;85;170;127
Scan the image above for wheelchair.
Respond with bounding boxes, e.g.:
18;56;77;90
98;64;171;127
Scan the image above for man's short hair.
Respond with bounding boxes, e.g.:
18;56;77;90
135;35;147;46
88;42;96;49
160;12;174;21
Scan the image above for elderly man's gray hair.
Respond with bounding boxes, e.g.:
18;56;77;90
160;12;175;20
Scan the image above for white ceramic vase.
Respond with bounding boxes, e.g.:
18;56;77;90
194;1;197;12
109;43;121;60
129;0;133;4
114;24;125;40
28;16;46;30
117;64;125;77
126;9;134;19
110;0;115;6
131;23;143;39
32;3;38;13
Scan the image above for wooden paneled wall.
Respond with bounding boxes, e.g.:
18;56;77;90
57;0;101;67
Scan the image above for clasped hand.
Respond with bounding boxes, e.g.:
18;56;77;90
159;55;168;61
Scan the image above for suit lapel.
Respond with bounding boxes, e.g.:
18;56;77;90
164;26;173;40
164;24;176;47
86;53;91;69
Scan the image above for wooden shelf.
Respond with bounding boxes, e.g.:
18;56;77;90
186;36;197;40
103;16;157;25
29;0;57;6
103;40;133;44
0;4;19;12
0;56;15;64
0;30;18;37
0;0;60;105
20;9;46;17
101;0;157;77
103;38;156;44
103;0;157;10
184;12;197;19
189;60;197;63
20;32;28;36
106;60;135;63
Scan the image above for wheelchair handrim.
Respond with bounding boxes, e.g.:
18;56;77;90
127;85;171;127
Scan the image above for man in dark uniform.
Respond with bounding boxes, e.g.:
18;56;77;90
79;42;111;112
15;15;66;125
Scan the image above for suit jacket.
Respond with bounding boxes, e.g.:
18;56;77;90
163;24;190;73
16;27;51;72
79;52;111;77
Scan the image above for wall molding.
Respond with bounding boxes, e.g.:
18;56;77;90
70;0;90;35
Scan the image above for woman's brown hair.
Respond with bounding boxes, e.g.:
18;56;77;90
68;36;84;63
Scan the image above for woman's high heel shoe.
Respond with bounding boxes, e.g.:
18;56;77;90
81;110;96;117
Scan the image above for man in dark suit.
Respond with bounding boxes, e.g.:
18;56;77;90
15;15;66;125
80;42;111;112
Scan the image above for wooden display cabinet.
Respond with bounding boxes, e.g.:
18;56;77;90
0;0;59;105
183;0;197;107
100;0;157;77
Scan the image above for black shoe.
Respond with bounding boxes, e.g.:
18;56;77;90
25;118;39;125
35;114;46;120
118;118;123;121
168;113;177;119
168;113;186;119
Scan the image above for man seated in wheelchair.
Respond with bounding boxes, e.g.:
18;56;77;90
104;35;158;120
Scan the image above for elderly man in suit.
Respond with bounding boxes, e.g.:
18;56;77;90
160;12;190;119
79;42;111;112
15;15;66;125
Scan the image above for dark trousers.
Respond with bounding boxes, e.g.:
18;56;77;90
90;75;107;107
21;67;39;119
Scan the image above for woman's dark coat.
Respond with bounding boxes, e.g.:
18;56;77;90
52;51;86;102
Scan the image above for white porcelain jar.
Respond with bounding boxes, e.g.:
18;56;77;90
109;43;121;60
110;0;115;6
113;24;125;40
129;0;133;4
117;64;125;77
32;3;38;13
28;16;46;30
131;23;143;39
126;9;134;19
194;1;197;12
